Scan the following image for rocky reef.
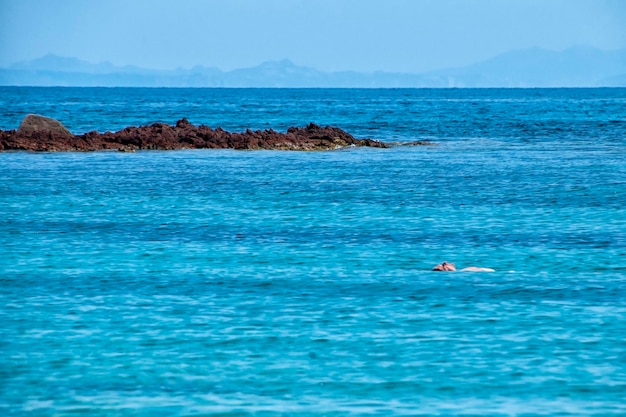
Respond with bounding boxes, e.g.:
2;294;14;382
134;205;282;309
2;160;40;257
0;114;412;152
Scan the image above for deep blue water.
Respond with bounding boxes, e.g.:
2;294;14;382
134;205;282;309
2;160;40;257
1;87;625;415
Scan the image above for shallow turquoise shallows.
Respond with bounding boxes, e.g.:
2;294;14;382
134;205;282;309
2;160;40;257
1;87;625;416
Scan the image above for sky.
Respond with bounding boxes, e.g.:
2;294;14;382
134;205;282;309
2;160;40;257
0;0;624;73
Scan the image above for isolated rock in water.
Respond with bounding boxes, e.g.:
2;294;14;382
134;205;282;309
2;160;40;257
17;114;73;137
0;116;400;152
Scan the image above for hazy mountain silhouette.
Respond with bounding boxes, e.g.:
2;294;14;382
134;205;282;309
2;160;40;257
1;46;624;87
420;46;626;87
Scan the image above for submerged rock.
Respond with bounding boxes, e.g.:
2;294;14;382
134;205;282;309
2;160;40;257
0;116;402;152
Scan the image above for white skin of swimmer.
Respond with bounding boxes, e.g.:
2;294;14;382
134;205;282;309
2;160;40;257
459;266;495;272
433;262;494;272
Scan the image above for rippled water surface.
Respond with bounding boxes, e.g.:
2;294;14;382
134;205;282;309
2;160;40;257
1;88;625;415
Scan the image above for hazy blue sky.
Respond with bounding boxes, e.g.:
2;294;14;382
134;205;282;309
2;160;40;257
1;0;624;72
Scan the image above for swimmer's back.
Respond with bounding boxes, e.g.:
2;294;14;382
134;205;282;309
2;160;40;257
459;266;495;272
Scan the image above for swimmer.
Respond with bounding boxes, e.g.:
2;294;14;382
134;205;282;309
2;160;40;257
432;261;457;271
433;261;494;272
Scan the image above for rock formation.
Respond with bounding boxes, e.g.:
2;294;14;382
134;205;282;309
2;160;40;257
17;114;73;137
0;115;398;152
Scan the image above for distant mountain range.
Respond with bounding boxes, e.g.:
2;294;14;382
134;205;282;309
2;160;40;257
1;46;625;87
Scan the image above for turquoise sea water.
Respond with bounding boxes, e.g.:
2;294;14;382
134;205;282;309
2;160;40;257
1;87;625;415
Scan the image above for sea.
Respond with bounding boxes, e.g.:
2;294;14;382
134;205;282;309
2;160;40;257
1;87;625;416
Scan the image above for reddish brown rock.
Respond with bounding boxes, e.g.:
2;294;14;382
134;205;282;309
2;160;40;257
0;115;394;152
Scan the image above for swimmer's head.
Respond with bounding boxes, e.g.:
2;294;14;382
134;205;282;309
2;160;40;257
433;261;456;271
